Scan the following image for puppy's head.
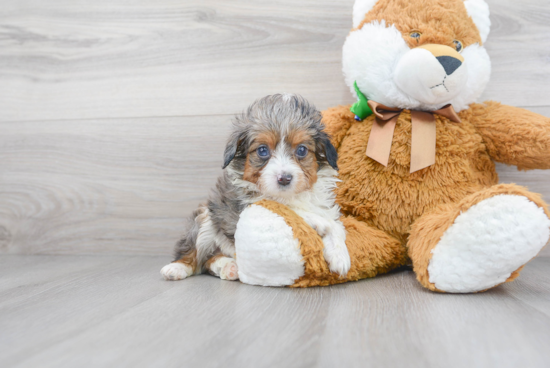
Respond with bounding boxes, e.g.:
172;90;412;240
223;94;338;199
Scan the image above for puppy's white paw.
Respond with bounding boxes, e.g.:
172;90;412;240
210;257;239;281
323;234;351;277
160;263;192;281
220;259;239;281
300;213;330;237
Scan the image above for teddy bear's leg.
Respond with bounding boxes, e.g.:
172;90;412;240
408;184;550;293
235;202;308;287
235;200;409;287
336;215;409;281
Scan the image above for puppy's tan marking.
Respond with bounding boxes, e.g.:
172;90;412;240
205;253;238;280
302;158;319;188
205;253;225;276
287;130;313;149
174;249;198;273
244;131;279;184
287;129;319;189
250;131;279;152
243;159;261;184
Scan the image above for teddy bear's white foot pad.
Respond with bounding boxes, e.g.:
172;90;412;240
161;263;193;281
428;195;550;293
235;204;305;287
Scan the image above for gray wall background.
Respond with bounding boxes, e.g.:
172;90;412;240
0;0;549;255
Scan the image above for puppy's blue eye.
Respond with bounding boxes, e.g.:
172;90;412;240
296;145;308;158
257;146;270;158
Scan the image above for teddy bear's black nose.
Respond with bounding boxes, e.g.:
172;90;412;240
436;56;462;75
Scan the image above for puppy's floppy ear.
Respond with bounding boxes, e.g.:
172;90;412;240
323;138;339;171
222;130;247;169
316;132;339;171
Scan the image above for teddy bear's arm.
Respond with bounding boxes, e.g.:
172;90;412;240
470;101;550;170
322;105;356;149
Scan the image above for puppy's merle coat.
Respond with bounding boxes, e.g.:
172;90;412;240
161;94;350;281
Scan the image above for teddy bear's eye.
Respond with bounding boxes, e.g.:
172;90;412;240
453;40;463;53
410;32;422;40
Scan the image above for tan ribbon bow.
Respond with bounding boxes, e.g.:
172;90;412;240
365;101;461;173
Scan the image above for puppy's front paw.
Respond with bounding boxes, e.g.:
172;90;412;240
300;213;330;237
220;259;239;281
323;234;351;277
161;263;192;281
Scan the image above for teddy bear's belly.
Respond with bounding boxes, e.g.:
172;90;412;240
335;114;498;245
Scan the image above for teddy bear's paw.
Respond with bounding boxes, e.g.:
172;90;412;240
322;231;351;277
160;263;193;281
428;194;550;293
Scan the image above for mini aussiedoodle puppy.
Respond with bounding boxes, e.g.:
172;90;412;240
161;94;350;282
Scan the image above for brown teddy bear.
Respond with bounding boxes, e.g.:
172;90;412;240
234;0;550;292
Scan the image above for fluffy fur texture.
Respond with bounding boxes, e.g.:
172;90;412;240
428;194;550;293
344;0;491;112
464;0;491;43
352;0;378;28
235;0;550;291
408;184;550;292
235;204;305;286
238;199;408;288
161;94;350;281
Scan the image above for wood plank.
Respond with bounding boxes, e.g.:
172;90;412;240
503;257;550;316
1;110;549;255
0;0;549;122
0;115;232;255
315;264;550;368
496;163;550;202
0;0;354;122
1;255;550;368
0;255;118;300
0;255;179;367
481;0;550;107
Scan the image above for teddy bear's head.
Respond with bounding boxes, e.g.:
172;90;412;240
343;0;491;112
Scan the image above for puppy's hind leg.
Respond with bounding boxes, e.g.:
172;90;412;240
205;254;239;281
161;206;216;281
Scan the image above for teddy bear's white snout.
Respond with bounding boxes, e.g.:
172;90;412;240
394;47;468;106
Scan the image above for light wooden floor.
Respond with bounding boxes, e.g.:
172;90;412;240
1;255;550;368
1;0;550;367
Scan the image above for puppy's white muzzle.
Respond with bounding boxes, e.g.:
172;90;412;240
259;145;303;199
394;44;468;106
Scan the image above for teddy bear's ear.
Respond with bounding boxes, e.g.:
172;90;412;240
352;0;378;29
464;0;491;43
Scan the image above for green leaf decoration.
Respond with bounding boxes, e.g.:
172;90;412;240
350;81;373;120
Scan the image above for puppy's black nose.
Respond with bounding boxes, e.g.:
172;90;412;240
277;174;293;186
436;56;462;75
